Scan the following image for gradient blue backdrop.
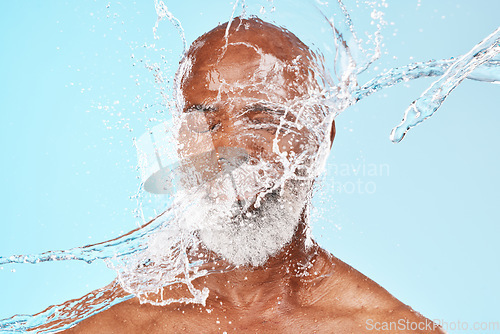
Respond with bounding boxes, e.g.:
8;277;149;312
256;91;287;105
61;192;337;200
1;1;498;333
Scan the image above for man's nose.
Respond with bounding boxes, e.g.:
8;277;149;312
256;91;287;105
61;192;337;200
207;116;233;147
204;114;222;133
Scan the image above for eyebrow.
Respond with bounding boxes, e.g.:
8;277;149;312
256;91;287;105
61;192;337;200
185;104;217;113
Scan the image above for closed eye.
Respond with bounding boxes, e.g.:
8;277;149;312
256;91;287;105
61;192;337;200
247;112;277;124
239;104;287;124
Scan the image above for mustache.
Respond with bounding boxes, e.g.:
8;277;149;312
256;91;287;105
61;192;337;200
143;147;253;195
227;188;280;218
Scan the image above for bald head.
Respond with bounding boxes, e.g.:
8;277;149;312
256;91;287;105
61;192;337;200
176;17;322;109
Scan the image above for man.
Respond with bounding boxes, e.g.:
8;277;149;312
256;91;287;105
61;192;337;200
66;18;445;333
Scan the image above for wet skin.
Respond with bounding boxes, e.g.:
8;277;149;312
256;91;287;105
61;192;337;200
65;18;445;333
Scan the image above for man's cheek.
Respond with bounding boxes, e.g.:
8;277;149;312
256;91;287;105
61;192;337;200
274;132;314;157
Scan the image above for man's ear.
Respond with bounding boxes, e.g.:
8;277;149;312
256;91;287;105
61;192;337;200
330;120;336;148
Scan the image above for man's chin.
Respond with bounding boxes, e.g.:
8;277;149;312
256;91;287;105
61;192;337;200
197;184;306;268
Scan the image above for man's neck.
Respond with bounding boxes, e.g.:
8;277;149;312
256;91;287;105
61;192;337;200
195;221;335;310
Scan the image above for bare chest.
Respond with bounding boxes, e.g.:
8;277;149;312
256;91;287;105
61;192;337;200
138;305;357;334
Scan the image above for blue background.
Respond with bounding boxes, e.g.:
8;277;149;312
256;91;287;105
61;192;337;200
0;1;498;332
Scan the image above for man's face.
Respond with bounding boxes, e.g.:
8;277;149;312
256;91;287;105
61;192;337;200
174;19;332;204
160;18;337;267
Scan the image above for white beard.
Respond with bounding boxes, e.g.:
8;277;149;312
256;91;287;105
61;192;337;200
196;179;310;267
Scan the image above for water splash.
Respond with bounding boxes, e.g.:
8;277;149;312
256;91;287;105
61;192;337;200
389;27;500;142
1;0;499;333
154;0;187;53
354;57;500;102
1;282;131;334
0;209;170;267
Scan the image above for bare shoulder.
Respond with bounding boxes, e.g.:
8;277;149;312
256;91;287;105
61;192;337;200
309;254;446;333
63;294;206;334
63;298;149;334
